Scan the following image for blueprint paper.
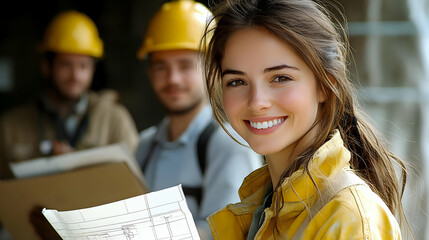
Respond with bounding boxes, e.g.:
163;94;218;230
42;185;201;240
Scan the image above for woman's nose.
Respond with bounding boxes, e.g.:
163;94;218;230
247;85;271;112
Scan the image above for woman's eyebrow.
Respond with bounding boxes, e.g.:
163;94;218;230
222;69;245;77
264;64;300;73
222;64;299;77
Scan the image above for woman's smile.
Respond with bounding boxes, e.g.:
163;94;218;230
244;116;287;135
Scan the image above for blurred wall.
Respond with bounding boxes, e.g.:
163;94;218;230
337;0;427;239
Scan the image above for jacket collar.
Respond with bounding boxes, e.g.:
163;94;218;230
237;130;351;205
153;105;212;145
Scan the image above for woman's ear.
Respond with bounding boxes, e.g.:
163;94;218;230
318;88;327;103
327;73;337;86
318;73;337;103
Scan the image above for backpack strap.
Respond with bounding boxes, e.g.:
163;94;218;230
140;137;158;173
185;120;218;206
292;169;368;239
196;120;218;175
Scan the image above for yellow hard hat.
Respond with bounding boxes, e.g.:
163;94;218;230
41;11;103;58
137;0;213;59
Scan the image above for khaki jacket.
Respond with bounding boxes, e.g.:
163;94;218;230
0;90;139;179
207;131;401;240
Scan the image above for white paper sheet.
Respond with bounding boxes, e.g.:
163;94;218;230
9;143;147;187
42;185;201;240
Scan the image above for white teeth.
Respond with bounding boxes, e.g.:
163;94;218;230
249;118;285;130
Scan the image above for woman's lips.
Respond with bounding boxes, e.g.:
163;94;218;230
244;117;287;135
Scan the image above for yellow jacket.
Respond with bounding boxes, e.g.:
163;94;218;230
0;90;139;179
207;131;401;239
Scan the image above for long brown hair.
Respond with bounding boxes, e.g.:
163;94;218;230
202;0;408;237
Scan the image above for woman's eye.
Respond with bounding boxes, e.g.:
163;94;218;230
273;75;291;83
226;79;247;87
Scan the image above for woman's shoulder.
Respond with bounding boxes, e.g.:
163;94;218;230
311;184;402;239
332;184;398;222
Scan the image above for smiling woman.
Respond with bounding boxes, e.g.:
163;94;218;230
221;28;324;166
202;0;411;239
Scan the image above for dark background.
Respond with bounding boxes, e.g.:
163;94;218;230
0;0;210;132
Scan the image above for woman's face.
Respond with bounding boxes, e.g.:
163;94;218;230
221;27;325;157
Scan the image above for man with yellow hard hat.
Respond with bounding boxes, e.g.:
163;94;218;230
0;11;139;179
135;0;261;238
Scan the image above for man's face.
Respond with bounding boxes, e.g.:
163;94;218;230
50;54;95;100
148;49;205;115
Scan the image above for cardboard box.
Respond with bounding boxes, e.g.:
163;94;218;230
10;143;147;187
0;162;148;239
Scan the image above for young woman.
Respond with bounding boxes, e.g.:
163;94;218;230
202;0;410;239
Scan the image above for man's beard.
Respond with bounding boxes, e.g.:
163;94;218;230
163;96;204;116
47;75;84;102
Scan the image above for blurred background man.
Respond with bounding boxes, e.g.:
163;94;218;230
135;0;261;238
0;10;139;179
